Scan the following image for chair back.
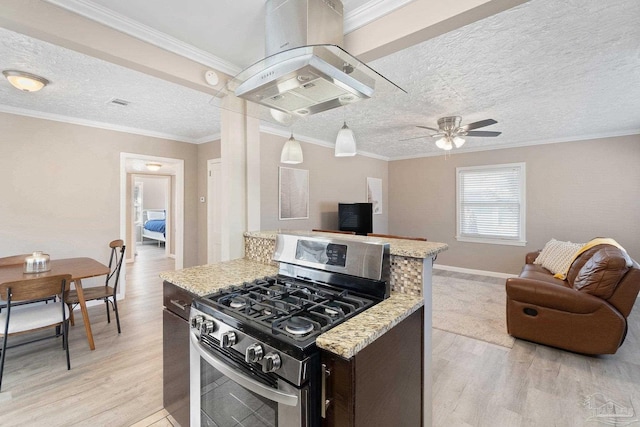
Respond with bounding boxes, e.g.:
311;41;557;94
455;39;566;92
0;254;32;267
106;240;126;293
0;274;71;303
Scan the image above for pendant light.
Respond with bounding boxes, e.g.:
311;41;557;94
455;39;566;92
335;121;357;157
280;134;303;164
2;70;49;92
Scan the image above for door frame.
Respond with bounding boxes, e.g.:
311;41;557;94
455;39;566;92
120;153;185;278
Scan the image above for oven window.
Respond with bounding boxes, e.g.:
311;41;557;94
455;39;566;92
200;359;277;427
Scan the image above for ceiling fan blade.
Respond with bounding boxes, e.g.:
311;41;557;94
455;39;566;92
461;119;497;131
416;125;440;132
465;131;502;137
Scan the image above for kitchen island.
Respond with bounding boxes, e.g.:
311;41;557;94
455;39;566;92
160;258;424;357
161;231;447;426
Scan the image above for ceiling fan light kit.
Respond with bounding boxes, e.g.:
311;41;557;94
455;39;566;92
406;116;501;152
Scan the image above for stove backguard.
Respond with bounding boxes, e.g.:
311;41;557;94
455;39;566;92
273;232;390;297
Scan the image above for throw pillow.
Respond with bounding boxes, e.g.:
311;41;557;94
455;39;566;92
574;246;629;299
533;239;583;276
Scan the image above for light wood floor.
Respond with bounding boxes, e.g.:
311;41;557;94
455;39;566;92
431;270;640;427
1;256;638;427
0;245;174;427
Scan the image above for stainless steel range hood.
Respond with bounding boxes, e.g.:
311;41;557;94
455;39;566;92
230;0;403;118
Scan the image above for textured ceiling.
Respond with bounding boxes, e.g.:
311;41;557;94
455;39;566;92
293;0;640;158
1;0;639;158
0;27;221;143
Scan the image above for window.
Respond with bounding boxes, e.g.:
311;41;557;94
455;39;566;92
456;163;526;246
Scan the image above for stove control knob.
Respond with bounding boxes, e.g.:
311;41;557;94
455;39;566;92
200;320;215;335
220;331;237;348
191;315;204;329
263;352;281;373
245;344;264;363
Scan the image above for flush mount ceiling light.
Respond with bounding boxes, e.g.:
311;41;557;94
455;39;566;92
146;162;162;171
280;134;303;164
335;122;357;157
2;70;49;92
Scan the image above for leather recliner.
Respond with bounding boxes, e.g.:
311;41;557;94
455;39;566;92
506;244;640;355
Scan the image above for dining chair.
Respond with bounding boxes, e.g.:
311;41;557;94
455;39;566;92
0;274;72;391
66;240;126;333
0;254;57;311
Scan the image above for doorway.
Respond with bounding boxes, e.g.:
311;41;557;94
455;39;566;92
120;153;185;280
134;174;171;259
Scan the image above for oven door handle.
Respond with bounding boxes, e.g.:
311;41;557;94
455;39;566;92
189;332;299;407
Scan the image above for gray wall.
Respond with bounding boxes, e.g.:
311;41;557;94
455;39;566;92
197;139;221;265
388;135;640;274
137;175;168;210
259;132;389;233
0;112;200;268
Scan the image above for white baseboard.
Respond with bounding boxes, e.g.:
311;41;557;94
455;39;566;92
433;264;517;279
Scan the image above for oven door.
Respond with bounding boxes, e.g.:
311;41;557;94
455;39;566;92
189;331;313;427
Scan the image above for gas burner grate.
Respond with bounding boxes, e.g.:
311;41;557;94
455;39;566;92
205;275;378;345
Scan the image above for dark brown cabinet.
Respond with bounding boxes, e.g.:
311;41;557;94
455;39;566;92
163;281;195;427
321;308;424;427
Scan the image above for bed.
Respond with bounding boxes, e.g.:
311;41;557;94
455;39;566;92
142;209;166;245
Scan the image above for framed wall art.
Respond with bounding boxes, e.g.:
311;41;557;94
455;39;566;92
279;167;309;220
366;177;383;215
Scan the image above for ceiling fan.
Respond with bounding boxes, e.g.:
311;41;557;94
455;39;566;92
402;116;501;150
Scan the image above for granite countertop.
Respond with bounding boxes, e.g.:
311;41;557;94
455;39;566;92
159;258;278;296
245;230;448;259
160;258;424;359
315;292;423;359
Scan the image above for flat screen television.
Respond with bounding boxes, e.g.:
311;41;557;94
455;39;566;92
338;203;373;236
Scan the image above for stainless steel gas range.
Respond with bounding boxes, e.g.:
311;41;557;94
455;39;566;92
189;233;390;427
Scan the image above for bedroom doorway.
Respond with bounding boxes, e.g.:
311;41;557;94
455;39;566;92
135;175;171;259
120;153;184;272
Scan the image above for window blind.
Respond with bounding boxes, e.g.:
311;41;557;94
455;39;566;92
457;163;525;243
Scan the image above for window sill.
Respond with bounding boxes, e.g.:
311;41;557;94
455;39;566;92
455;236;527;247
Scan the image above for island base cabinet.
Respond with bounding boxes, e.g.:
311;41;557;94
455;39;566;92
321;308;424;427
163;282;194;427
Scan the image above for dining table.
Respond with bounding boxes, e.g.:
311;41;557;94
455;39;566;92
0;257;110;351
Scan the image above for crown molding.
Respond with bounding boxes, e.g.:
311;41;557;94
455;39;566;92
389;129;640;161
0;104;200;143
43;0;242;76
344;0;417;34
195;133;221;144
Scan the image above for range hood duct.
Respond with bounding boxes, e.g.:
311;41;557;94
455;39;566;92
265;0;344;57
232;0;401;118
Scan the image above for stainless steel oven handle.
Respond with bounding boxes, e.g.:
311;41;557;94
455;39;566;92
321;363;331;418
189;331;299;407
